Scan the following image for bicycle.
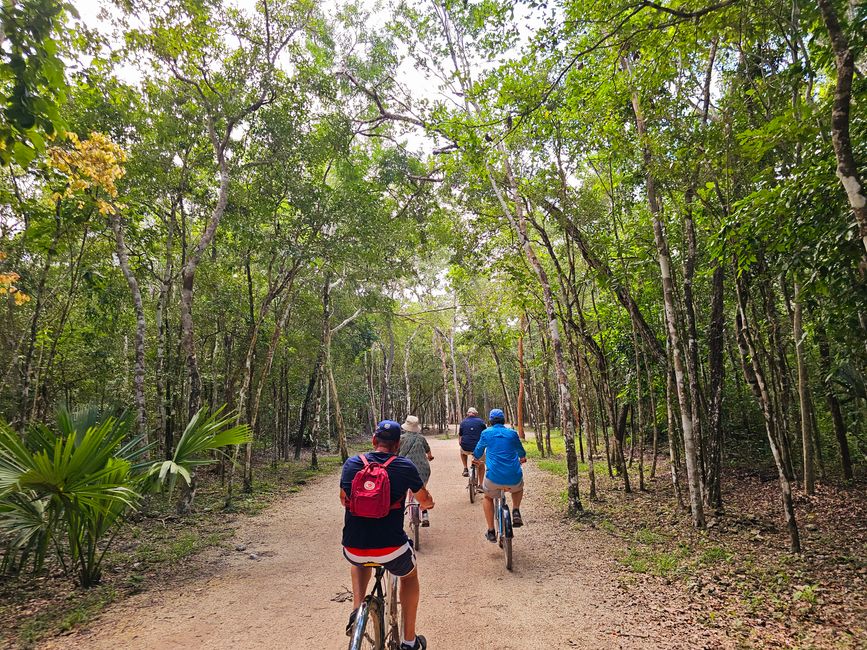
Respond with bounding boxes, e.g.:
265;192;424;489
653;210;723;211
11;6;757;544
347;562;401;650
492;487;514;571
406;491;421;551
468;462;478;503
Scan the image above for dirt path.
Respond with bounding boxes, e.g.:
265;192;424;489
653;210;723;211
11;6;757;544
45;436;729;649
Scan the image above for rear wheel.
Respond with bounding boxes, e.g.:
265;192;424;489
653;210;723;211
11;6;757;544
468;468;476;503
502;506;514;571
385;574;401;649
348;598;383;650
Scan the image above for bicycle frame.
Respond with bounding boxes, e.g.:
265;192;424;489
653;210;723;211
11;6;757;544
348;565;400;650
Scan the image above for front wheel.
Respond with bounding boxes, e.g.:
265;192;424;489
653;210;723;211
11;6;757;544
348;597;383;650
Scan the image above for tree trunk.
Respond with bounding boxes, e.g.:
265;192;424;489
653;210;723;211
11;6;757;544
629;84;705;529
816;0;867;259
705;263;725;510
793;283;815;495
736;276;801;553
517;315;526;439
817;330;853;481
110;211;147;446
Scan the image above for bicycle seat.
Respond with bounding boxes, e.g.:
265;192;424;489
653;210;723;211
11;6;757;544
362;562;384;567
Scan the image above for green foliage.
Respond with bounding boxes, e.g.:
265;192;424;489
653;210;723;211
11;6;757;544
0;0;74;164
0;406;248;587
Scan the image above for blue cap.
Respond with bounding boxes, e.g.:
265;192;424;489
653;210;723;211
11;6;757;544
489;408;505;421
375;420;402;441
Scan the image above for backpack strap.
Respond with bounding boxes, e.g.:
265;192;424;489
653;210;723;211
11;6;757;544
381;455;397;468
358;454;370;467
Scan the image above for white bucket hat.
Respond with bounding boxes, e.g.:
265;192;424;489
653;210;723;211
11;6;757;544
401;415;421;433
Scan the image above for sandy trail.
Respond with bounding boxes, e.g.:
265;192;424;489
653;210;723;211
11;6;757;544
45;436;728;649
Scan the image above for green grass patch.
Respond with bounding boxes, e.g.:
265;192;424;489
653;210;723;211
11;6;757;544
620;547;684;577
700;545;732;565
16;586;118;649
635;527;665;545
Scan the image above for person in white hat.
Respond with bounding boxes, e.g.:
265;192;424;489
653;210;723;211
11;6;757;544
399;415;434;526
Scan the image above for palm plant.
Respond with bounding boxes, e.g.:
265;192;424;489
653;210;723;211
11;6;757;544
0;405;251;586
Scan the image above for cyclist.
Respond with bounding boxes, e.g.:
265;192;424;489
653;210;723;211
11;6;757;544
399;415;434;526
472;408;527;542
458;407;486;489
340;420;434;650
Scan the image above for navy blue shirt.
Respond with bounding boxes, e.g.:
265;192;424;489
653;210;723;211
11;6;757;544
341;452;423;549
459;416;486;451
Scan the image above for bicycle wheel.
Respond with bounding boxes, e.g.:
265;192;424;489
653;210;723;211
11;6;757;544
385;574;401;649
348;597;383;650
502;506;514;571
468;467;476;503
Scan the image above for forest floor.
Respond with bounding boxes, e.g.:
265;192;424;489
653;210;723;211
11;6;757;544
25;434;731;650
526;433;867;649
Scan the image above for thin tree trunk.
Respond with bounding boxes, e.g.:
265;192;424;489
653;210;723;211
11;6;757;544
793;282;815;495
517;314;526;439
110;211;147;445
706;263;725;510
736;277;801;553
629;81;705;529
817;329;853;481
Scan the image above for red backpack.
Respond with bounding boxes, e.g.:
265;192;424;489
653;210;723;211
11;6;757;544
349;454;401;518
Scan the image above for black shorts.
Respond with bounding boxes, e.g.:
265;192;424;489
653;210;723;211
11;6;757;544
342;542;417;577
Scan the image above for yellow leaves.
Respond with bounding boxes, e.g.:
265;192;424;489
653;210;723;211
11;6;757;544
0;270;30;305
48;131;128;207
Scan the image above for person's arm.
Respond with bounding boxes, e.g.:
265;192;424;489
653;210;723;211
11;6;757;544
339;489;350;507
473;430;488;461
423;436;433;460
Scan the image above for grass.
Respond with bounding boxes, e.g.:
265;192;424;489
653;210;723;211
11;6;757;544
14;586;118;649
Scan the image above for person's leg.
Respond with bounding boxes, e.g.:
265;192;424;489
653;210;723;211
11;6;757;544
482;494;495;530
460;450;468;469
478;462;485;487
351;565;373;609
399;569;420;641
511;489;523;510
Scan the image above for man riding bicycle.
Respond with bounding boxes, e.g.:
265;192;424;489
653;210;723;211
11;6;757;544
399;415;434;526
472;408;527;542
458;407;486;489
340;420;434;650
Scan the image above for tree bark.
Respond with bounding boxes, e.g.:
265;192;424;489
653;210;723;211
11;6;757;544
110;211;147;445
629;83;705;528
736;276;801;553
792;283;815;495
817;329;853;482
816;0;867;259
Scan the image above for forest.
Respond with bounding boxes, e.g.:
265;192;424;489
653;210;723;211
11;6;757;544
1;0;865;647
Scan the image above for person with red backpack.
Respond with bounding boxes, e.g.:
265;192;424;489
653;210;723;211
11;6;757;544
340;420;435;650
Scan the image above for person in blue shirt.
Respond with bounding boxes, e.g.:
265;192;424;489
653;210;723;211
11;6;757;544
458;407;486;488
472;408;527;542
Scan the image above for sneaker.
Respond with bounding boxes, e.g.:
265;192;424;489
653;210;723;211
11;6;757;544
512;509;523;528
462;468;469;477
400;635;427;650
485;529;497;543
345;608;358;636
421;511;430;527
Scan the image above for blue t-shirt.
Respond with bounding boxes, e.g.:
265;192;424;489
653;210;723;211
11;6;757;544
473;424;526;485
341;452;423;549
459;416;486;451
